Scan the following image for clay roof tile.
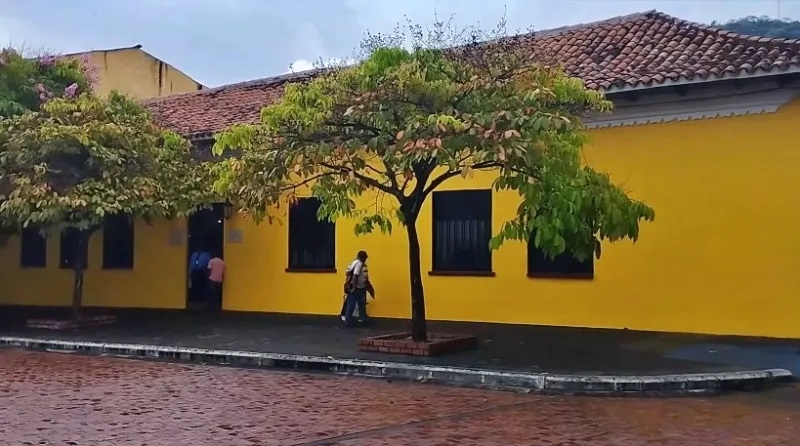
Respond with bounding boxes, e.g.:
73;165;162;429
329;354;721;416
147;10;800;136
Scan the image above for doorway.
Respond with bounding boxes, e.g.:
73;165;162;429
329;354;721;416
186;203;225;311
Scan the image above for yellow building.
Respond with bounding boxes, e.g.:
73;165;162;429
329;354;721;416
2;11;800;339
64;44;205;99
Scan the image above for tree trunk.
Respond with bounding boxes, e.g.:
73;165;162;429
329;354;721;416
71;266;85;320
405;221;427;342
71;230;90;320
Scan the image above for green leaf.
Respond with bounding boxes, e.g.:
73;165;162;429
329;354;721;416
205;22;654;279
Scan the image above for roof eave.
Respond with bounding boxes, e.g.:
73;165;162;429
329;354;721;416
187;132;215;142
601;65;800;94
59;44;144;58
183;66;800;141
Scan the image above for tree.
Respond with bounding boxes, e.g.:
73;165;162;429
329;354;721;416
0;46;98;246
0;46;96;117
213;21;655;341
712;16;800;39
0;92;213;317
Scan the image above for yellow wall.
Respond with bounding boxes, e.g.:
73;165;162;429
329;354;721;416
0;47;200;311
1;96;798;339
0;220;186;309
85;48;202;99
224;97;800;339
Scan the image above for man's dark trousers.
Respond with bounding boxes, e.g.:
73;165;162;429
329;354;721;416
344;288;368;326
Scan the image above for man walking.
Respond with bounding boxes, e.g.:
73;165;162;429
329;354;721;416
343;250;373;327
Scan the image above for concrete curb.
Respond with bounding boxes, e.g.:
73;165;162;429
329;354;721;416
0;336;793;396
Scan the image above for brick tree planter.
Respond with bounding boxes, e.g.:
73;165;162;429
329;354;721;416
26;315;116;330
359;332;479;356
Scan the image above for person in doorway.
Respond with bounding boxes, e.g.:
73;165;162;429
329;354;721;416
188;245;211;305
207;252;225;310
342;250;374;327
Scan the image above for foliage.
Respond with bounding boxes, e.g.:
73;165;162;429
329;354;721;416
0;47;96;117
0;92;213;229
0;92;215;314
712;16;800;39
213;19;655;340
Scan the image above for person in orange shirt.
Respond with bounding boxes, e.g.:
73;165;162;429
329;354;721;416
207;251;225;310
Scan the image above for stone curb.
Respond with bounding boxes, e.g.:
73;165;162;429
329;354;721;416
0;336;793;396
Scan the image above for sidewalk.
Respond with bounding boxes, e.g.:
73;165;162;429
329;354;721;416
1;308;797;393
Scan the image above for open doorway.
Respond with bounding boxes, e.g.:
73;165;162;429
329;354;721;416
186;203;225;311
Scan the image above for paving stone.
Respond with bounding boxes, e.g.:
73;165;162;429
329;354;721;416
1;350;798;445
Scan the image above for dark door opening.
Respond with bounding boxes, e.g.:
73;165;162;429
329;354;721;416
186;203;225;311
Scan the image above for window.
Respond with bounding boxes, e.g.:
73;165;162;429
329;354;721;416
431;189;493;274
287;198;336;271
527;232;594;279
103;214;134;269
20;226;46;268
59;228;89;269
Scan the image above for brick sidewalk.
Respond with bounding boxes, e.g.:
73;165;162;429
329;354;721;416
2;350;798;445
2;309;798;375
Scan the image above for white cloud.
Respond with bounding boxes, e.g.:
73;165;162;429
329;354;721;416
286;56;359;74
287;59;315;73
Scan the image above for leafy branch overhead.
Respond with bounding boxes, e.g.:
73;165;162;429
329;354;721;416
0;47;96;117
214;22;655;261
0;92;216;232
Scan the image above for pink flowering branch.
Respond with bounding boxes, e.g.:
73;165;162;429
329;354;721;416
64;83;78;98
76;54;100;90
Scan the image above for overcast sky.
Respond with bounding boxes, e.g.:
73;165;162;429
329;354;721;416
1;0;797;87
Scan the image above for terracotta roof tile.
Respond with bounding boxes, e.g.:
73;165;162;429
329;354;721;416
143;70;324;137
146;10;800;137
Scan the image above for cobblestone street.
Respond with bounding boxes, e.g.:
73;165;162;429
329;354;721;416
1;350;798;445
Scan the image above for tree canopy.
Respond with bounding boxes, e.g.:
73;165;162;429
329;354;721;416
712;16;800;39
213;23;655;340
0;91;214;315
0;47;96;117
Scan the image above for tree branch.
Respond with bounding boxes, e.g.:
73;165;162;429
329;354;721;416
324;121;392;142
347;152;400;193
400;174;412;193
421;160;498;197
319;162;402;199
379;158;401;192
277;172;334;194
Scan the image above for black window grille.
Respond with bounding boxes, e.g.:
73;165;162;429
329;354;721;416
59;228;89;269
432;190;492;272
288;198;336;270
20;226;46;268
102;214;134;270
527;231;594;278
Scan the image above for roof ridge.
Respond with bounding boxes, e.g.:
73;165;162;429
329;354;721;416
650;11;800;45
525;10;657;39
145;8;799;106
146;10;800;136
59;44;143;58
142;68;328;105
147;10;662;102
524;10;800;45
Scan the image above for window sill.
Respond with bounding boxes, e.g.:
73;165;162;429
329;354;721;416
527;272;594;280
428;270;496;277
285;267;338;274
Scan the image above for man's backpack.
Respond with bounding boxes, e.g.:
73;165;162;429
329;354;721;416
343;270;355;294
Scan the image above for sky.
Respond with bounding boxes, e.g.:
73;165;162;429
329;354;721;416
1;0;797;87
